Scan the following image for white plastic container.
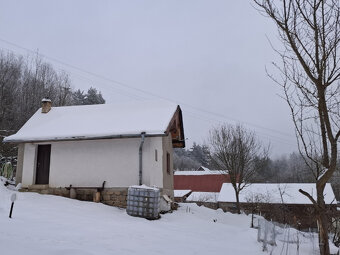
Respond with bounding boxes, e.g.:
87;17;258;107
126;185;160;219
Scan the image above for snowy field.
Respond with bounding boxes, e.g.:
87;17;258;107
0;180;337;255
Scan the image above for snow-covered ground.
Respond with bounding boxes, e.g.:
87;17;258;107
0;180;337;255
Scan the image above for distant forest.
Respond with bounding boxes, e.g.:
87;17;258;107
0;51;105;158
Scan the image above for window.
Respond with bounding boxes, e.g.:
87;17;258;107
155;149;158;162
166;152;170;174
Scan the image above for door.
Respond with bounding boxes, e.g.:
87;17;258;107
35;145;51;184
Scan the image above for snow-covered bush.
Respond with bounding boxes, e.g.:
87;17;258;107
1;162;13;179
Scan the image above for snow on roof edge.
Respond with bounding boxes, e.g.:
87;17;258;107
174;190;192;197
186;192;219;203
4;132;167;143
174;170;227;176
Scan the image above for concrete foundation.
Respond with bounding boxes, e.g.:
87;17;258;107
19;186;169;209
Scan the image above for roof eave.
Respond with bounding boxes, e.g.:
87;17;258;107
3;133;167;144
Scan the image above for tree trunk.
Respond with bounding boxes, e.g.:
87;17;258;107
317;187;330;255
317;213;330;255
235;191;241;214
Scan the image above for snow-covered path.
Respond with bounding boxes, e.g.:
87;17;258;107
0;182;333;255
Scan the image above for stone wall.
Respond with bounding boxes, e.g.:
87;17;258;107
182;199;338;230
195;201;219;210
20;186;70;197
100;188;128;208
218;202;338;230
20;186;128;208
20;186;170;209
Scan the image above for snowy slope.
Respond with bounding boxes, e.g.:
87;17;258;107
0;180;337;255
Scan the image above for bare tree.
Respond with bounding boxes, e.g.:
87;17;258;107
254;1;340;254
246;191;273;227
209;124;267;214
0;52;22;131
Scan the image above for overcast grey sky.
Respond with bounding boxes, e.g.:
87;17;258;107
0;0;297;156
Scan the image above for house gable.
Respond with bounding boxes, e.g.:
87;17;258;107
165;106;185;148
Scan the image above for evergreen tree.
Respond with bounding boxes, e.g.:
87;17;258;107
189;143;211;167
83;87;105;105
72;89;86;105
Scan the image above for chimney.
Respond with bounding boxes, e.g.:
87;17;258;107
41;98;52;113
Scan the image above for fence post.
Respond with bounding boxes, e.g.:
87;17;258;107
257;219;261;242
263;220;268;251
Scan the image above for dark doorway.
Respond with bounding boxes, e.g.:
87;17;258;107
35;145;51;184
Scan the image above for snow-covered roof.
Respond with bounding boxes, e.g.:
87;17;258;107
186;192;219;203
4;100;181;143
197;166;210;171
218;183;336;205
174;170;227;176
174;190;192;197
174;166;228;175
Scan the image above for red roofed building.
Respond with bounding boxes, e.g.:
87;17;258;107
174;166;231;192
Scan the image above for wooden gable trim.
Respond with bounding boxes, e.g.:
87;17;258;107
166;105;185;148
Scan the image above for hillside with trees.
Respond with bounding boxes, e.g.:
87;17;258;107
0;51;105;159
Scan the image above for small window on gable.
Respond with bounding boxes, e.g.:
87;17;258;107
155;149;158;162
166;152;170;175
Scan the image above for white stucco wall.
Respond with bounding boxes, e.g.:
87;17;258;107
15;143;25;184
162;134;174;198
21;143;37;186
20;136;169;189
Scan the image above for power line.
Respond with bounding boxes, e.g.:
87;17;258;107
185;111;297;147
0;44;148;101
64;69;147;101
0;37;296;142
0;38;161;99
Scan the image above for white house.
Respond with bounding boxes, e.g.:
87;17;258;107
4;99;185;207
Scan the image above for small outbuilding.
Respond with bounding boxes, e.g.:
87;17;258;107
4;99;185;207
174;166;230;192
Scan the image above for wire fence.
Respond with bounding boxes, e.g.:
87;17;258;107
256;217;326;255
